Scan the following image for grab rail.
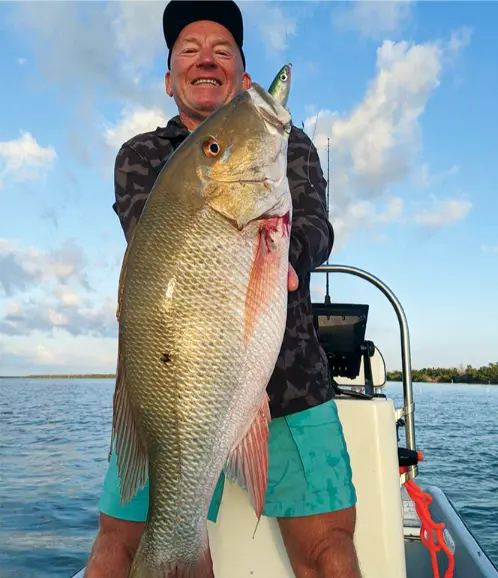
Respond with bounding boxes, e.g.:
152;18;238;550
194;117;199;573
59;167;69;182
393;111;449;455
313;264;417;481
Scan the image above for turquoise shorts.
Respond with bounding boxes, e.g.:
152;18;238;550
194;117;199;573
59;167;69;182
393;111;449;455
99;398;357;521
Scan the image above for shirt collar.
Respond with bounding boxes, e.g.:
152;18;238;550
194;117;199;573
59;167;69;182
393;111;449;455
156;115;190;140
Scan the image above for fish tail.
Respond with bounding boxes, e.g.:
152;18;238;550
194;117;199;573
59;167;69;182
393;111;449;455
129;535;214;578
129;553;214;578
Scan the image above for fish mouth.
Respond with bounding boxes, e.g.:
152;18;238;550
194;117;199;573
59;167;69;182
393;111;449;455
248;83;292;132
203;167;287;194
258;194;292;221
235;189;292;231
206;172;285;186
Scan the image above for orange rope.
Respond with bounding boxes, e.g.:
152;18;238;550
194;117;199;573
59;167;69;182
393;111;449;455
400;453;455;578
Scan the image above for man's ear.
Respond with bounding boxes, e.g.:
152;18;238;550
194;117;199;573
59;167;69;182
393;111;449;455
165;71;173;97
242;72;252;90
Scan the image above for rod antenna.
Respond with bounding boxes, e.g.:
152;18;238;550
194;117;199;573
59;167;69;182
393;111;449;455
325;137;331;305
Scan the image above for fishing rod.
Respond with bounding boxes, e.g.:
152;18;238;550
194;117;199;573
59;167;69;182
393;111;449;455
325;137;331;305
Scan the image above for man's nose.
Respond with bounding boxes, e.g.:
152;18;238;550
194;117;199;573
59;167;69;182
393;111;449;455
196;46;217;68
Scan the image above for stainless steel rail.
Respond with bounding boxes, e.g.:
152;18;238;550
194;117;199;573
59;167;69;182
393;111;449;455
314;264;417;480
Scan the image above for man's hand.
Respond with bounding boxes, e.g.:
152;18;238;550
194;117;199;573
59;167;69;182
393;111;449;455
288;263;299;291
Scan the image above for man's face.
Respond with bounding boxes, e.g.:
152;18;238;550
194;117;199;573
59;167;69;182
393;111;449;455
165;20;251;128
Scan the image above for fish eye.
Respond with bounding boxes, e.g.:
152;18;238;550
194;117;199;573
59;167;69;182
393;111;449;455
280;72;288;82
203;137;220;157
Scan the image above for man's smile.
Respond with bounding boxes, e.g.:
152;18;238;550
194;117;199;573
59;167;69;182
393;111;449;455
191;77;223;86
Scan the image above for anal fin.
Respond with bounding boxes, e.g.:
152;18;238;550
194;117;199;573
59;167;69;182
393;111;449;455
224;395;271;519
111;335;148;505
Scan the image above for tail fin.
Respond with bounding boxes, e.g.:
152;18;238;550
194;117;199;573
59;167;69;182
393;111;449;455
128;537;214;578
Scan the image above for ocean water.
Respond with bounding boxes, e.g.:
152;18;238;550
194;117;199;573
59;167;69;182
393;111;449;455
0;378;497;577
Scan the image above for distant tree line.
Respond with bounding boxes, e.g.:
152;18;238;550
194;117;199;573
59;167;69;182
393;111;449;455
2;364;498;385
387;362;498;384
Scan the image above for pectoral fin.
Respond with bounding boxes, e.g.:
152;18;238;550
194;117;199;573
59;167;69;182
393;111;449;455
244;216;289;350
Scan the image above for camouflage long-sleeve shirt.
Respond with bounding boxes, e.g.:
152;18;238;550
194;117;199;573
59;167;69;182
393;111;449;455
113;115;335;418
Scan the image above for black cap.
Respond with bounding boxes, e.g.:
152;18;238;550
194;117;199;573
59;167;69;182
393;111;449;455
163;0;246;70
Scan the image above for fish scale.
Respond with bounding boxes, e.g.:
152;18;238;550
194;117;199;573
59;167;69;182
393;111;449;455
111;82;293;578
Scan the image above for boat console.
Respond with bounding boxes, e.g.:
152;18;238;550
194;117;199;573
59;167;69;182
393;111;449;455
312;301;386;398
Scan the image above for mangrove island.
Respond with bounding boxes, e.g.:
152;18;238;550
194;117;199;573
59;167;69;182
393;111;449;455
1;363;497;384
387;362;498;385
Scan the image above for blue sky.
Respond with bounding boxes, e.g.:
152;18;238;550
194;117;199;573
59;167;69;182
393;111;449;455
0;0;496;376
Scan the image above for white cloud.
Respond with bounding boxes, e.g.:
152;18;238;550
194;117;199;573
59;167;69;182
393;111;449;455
110;0;166;75
0;293;116;338
447;26;473;58
103;106;170;152
8;0;246;167
310;284;326;303
33;344;56;365
53;287;83;307
481;245;498;254
331;196;404;249
304;30;471;248
412;163;460;188
0;132;56;190
376;196;404;223
411;197;472;228
242;2;297;54
334;0;415;40
1;334;119;375
8;3;146;104
309;39;442;188
28;339;117;370
7;0;170;159
5;302;21;316
0;238;117;339
0;238;88;296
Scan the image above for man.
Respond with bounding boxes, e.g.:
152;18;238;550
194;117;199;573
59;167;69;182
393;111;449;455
85;1;360;577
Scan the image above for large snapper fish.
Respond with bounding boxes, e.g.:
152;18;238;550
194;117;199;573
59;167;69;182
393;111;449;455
112;82;293;578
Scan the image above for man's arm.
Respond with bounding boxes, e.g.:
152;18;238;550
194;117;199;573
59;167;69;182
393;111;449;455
287;127;334;278
84;514;144;577
112;143;159;242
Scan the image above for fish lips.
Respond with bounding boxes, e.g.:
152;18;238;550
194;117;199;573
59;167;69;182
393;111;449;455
248;83;292;134
202;173;291;231
235;185;292;231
